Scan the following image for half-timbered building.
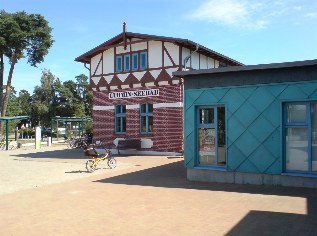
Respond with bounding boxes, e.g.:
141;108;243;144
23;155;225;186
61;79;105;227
75;24;242;155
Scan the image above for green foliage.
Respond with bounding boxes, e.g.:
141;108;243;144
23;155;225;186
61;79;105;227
6;86;21;116
31;100;49;126
84;121;93;136
1;70;92;129
0;10;54;66
0;11;93;136
20;127;35;138
18;90;32;115
5;70;92;129
0;10;53;117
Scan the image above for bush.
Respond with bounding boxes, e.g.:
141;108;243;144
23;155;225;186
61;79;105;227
84;122;93;137
19;128;35;138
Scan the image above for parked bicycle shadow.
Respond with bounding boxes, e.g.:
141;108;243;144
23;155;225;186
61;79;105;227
65;170;88;174
65;167;113;174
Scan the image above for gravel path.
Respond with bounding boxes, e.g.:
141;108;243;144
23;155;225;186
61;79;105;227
0;145;130;195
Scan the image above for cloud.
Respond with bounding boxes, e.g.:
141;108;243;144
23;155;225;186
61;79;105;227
188;0;307;30
293;6;302;11
189;0;267;30
306;12;317;18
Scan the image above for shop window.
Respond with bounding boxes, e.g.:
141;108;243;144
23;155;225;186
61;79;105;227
140;103;153;134
115;56;123;73
132;53;138;71
284;102;317;174
115;104;126;133
197;106;226;167
124;54;130;72
140;52;147;70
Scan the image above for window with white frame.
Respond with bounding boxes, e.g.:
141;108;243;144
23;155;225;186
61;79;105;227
132;53;138;71
115;104;126;133
284;102;317;174
140;103;153;133
115;51;148;73
124;54;130;72
140;51;147;70
116;56;123;73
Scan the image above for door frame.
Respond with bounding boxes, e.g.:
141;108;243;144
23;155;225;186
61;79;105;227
195;105;226;169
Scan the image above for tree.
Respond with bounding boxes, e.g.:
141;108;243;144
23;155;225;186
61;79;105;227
0;10;53;117
6;86;20;116
18;90;32;115
57;80;85;117
31;70;58;126
75;74;92;116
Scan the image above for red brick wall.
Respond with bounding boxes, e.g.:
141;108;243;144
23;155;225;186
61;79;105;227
92;85;183;153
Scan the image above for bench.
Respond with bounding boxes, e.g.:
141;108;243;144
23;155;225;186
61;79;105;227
117;139;141;155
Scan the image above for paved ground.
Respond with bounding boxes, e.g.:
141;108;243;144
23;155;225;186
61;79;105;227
0;145;317;235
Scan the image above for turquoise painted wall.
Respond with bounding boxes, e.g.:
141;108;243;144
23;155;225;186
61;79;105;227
184;80;317;174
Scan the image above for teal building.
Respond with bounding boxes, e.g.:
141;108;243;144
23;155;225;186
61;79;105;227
174;60;317;188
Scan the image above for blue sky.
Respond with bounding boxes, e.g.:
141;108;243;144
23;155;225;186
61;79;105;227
1;0;317;93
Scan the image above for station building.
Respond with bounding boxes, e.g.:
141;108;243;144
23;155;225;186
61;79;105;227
174;59;317;188
75;26;242;155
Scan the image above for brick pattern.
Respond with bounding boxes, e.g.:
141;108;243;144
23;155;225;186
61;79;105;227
92;85;183;153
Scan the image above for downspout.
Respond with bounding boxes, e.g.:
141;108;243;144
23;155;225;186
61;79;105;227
84;62;90;71
183;43;199;71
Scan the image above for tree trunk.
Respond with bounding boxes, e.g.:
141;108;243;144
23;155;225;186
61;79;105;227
0;53;4;116
0;53;4;132
1;50;18;117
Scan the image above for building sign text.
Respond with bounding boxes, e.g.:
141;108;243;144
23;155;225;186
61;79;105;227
109;89;159;99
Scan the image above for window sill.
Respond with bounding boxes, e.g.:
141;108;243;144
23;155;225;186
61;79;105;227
282;172;317;178
194;165;227;171
140;133;153;136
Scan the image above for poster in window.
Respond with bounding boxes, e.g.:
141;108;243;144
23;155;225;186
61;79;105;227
199;128;216;165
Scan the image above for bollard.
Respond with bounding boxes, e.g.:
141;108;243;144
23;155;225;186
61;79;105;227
47;137;52;146
35;126;42;149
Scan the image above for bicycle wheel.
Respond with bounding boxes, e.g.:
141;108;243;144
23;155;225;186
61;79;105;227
66;140;72;149
107;157;117;169
67;139;74;148
86;159;96;173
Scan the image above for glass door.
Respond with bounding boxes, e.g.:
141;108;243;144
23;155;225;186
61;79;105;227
197;106;226;167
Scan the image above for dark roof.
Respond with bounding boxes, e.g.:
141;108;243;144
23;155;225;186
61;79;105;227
51;117;92;122
75;32;243;66
0;116;30;122
173;59;317;77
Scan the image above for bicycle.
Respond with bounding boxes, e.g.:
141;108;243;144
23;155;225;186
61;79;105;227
0;138;5;150
84;144;116;172
0;139;18;150
66;135;90;149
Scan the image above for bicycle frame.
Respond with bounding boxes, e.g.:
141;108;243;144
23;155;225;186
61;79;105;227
85;149;116;172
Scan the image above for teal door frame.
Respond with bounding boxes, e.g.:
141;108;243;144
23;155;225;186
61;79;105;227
196;106;226;168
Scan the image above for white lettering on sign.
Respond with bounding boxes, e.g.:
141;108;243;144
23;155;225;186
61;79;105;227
109;89;159;99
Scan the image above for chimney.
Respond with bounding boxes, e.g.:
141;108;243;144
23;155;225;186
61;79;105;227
123;22;127;50
123;22;127;33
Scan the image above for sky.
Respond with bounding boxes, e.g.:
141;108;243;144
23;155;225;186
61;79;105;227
1;0;317;93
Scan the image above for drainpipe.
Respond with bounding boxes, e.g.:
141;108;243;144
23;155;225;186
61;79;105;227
84;63;90;71
183;43;199;71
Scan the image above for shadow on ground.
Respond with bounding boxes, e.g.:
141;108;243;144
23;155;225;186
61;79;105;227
12;148;88;159
12;147;123;160
95;161;317;235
